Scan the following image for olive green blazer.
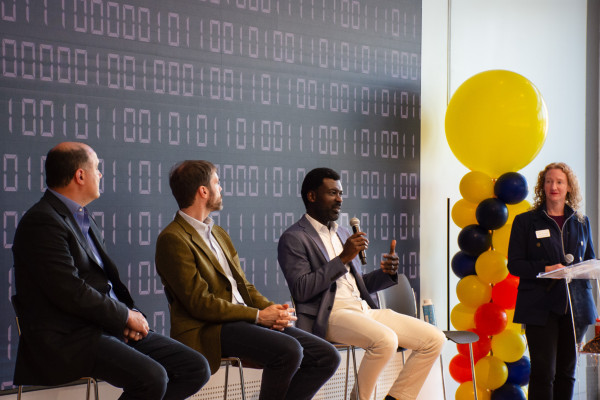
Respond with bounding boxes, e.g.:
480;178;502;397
155;213;273;373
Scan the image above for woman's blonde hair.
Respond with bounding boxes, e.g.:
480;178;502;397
532;162;582;218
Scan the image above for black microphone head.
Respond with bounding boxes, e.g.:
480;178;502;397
565;254;574;265
350;217;360;228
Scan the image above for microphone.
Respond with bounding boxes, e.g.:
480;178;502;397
565;254;574;265
350;217;367;265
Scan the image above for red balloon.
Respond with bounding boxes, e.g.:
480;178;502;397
449;353;473;383
492;274;519;310
457;328;491;361
474;302;507;335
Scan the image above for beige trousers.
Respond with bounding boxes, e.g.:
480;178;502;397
325;302;446;400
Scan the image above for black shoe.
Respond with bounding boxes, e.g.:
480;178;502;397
385;396;397;400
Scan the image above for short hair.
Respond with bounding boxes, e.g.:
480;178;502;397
45;146;90;188
169;160;216;209
301;167;340;207
533;162;582;215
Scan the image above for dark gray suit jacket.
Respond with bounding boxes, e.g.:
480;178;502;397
12;191;133;385
277;215;397;338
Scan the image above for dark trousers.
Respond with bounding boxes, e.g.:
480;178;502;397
525;312;578;400
220;322;341;400
90;331;211;400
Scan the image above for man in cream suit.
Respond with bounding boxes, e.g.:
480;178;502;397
277;167;446;400
155;160;340;400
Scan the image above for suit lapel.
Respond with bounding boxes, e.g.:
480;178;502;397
174;213;228;278
299;216;331;261
44;191;103;269
533;210;563;260
210;228;237;272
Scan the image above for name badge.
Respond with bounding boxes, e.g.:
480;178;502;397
535;229;550;239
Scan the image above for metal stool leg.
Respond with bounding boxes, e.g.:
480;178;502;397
351;346;359;397
469;343;478;400
236;358;246;400
439;355;447;400
223;360;230;400
92;378;99;400
344;346;351;400
86;378;91;400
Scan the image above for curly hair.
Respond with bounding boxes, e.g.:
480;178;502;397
532;162;583;220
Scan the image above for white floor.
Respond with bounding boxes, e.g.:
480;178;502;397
3;348;597;399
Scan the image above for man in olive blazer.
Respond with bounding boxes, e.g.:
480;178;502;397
155;160;340;400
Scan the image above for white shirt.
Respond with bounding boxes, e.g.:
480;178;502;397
178;210;246;305
305;214;369;312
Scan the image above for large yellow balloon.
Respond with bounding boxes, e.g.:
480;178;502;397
452;199;479;228
451;303;477;330
491;330;527;362
492;223;512;257
475;355;508;390
457;275;492;308
460;171;495;204
475;249;508;284
445;70;548;178
507;200;532;224
455;382;491;400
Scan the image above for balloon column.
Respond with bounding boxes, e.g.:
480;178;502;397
445;70;547;400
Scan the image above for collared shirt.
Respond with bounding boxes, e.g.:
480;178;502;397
48;189;118;300
178;210;246;305
305;213;369;311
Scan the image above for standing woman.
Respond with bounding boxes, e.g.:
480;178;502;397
508;162;596;400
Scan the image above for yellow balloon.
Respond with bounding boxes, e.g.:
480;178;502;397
455;381;491;400
451;303;477;331
492;224;512;257
445;70;548;178
491;330;527;362
460;171;495;204
452;199;479;228
475;250;508;284
456;275;492;308
505;309;524;334
507;200;532;224
474;355;508;390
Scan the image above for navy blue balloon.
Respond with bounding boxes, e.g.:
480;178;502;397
495;172;528;204
491;383;526;400
476;198;508;230
457;224;492;257
506;356;531;386
451;251;477;278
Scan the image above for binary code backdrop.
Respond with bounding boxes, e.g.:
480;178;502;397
0;0;421;389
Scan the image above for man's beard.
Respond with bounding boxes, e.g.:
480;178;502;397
207;191;223;211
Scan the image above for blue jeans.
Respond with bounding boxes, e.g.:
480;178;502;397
220;322;341;400
91;331;210;400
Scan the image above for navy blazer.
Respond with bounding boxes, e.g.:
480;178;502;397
507;205;597;336
12;191;133;385
277;215;397;338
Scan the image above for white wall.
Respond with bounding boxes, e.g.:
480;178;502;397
421;0;590;397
